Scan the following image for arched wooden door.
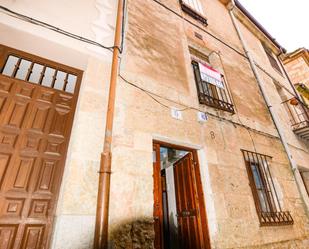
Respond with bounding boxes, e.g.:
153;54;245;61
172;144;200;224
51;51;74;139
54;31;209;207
0;45;82;249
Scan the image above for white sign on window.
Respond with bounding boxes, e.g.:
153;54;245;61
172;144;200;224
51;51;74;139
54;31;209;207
198;62;224;89
171;108;183;120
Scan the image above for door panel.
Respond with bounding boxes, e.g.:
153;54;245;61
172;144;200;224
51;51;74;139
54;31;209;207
153;143;164;249
173;153;202;249
0;45;81;249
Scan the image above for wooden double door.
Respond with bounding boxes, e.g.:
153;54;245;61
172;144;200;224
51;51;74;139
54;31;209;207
0;45;81;249
153;142;211;249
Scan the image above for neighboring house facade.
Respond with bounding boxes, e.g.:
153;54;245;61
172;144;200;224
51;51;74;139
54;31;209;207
0;0;118;248
0;1;309;249
282;48;309;87
282;47;309;105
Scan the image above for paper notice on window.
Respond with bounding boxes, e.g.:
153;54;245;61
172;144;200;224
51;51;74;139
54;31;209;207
198;63;224;89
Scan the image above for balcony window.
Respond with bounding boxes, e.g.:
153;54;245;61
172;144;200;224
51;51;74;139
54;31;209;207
192;60;234;113
282;98;309;140
242;150;294;226
180;0;208;25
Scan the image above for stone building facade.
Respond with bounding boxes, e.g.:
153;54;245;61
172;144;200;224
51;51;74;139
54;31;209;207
283;48;309;87
0;0;309;249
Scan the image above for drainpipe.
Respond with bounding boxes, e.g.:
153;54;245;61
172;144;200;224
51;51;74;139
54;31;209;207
94;0;124;248
228;0;309;213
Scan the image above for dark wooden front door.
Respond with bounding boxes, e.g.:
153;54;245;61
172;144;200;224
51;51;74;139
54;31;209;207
0;45;81;249
153;142;211;249
173;153;203;249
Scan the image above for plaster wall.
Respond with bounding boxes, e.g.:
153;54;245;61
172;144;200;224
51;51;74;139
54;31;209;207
0;0;117;248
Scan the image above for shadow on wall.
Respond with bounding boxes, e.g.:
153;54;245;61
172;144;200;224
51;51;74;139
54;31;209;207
109;217;155;249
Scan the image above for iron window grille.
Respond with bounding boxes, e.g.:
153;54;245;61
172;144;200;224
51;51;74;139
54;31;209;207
242;150;294;226
192;60;234;113
179;0;208;25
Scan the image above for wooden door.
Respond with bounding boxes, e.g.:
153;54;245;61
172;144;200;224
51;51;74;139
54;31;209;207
173;153;204;249
0;45;81;249
153;142;211;249
153;143;164;249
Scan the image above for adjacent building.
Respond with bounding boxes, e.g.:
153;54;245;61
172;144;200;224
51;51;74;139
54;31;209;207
0;0;118;248
282;47;309;105
0;0;309;249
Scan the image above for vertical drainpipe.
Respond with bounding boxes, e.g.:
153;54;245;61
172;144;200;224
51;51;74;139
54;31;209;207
227;0;309;213
94;0;124;248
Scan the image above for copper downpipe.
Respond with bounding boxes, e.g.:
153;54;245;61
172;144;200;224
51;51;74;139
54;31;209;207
93;0;124;248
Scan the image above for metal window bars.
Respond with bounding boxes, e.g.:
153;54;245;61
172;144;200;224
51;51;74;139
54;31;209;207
192;60;234;113
242;150;294;226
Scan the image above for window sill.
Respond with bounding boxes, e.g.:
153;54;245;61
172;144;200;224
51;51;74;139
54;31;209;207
180;3;208;26
259;211;294;226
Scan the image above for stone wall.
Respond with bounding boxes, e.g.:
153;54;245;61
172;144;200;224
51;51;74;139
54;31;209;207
107;0;309;248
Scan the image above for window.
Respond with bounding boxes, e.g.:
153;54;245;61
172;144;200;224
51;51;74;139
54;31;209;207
262;44;283;75
180;0;207;25
192;60;234;113
242;150;294;226
1;53;78;94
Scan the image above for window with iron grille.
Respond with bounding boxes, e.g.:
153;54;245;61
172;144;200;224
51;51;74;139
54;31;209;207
242;150;294;226
192;60;234;113
179;0;208;25
262;44;283;75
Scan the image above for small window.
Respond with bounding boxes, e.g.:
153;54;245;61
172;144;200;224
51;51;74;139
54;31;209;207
1;53;78;94
242;150;294;226
192;60;234;113
179;0;207;25
262;44;283;75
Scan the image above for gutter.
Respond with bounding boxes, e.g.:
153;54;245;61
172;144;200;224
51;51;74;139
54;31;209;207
93;0;124;248
228;0;309;214
234;0;287;53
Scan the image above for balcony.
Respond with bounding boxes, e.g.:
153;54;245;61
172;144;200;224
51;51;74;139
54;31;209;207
283;99;309;140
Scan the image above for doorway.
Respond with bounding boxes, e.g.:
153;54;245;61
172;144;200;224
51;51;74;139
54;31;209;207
153;141;211;249
0;45;82;249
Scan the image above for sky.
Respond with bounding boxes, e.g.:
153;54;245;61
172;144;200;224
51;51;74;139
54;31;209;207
238;0;309;52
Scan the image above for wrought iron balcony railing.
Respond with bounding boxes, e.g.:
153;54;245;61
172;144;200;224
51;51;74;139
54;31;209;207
283;98;309;140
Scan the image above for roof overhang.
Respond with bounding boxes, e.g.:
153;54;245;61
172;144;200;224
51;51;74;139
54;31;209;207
282;48;309;65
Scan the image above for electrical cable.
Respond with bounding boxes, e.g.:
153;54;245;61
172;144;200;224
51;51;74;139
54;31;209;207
118;73;279;140
0;2;294;145
1;3;301;104
150;0;247;59
0;5;123;53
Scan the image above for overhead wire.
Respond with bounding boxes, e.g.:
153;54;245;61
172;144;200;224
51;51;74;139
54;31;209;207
0;5;122;53
0;2;290;144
